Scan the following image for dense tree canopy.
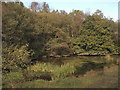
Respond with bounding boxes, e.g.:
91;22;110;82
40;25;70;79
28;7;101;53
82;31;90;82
2;1;119;72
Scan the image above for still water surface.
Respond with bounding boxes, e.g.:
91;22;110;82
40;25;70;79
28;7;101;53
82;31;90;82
42;55;120;65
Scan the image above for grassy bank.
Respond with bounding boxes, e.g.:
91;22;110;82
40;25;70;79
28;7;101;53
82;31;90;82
3;65;118;88
3;55;119;88
20;65;119;88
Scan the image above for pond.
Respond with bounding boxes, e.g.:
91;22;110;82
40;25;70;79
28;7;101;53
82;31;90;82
41;55;119;76
42;55;119;64
5;55;119;82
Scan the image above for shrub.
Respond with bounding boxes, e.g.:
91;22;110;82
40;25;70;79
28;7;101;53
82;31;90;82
2;43;33;73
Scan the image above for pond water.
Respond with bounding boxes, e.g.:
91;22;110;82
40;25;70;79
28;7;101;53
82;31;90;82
41;55;119;76
20;55;119;81
42;55;119;65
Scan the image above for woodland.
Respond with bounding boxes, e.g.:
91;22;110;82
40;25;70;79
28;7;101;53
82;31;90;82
2;1;119;88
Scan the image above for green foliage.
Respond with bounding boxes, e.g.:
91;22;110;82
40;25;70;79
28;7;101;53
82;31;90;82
27;63;76;80
2;43;33;73
72;12;118;55
51;63;75;80
2;2;118;60
2;2;119;88
3;65;118;88
2;72;24;88
105;54;111;60
105;55;117;66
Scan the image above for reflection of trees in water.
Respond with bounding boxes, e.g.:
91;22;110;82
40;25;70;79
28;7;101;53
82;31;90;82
74;61;106;76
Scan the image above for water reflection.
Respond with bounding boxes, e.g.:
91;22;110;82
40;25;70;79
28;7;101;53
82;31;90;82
41;55;119;75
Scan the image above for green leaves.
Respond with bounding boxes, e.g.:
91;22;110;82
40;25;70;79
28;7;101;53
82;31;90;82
2;2;119;74
28;63;76;80
72;11;117;55
2;43;32;72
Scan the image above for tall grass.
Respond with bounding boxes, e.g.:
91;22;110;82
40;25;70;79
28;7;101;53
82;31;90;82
2;72;24;88
105;54;117;66
3;56;118;88
25;55;117;80
27;63;76;80
12;65;118;88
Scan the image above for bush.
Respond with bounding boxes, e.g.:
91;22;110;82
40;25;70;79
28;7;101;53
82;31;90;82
2;43;33;73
